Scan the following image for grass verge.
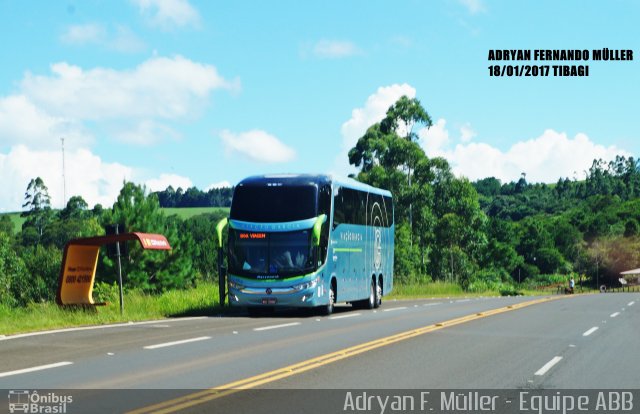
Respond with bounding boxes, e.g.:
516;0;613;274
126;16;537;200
0;283;221;336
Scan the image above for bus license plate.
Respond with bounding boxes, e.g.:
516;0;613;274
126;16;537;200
262;298;277;305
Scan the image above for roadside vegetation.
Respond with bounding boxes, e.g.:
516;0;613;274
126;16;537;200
0;282;219;335
2;96;640;335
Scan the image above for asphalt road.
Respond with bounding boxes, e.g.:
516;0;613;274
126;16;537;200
1;292;638;413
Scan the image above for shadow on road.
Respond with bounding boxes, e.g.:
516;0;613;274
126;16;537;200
168;304;357;319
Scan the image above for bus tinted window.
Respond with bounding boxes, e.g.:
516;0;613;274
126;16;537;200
334;187;372;226
231;185;317;222
383;195;393;226
334;186;393;228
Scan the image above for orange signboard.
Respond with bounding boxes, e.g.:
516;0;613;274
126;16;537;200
56;232;171;306
59;244;101;305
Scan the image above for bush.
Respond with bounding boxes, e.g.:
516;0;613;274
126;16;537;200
93;281;120;304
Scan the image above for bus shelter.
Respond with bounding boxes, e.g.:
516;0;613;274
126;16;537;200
56;232;171;306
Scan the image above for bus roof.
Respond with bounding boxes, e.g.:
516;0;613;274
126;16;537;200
236;173;392;197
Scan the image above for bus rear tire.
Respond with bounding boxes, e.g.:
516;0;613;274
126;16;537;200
374;278;382;309
353;279;376;309
367;279;376;309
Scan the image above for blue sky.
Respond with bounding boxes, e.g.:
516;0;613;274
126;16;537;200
0;0;638;211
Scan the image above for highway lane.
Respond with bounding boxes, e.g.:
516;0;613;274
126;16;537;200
0;296;533;388
262;292;640;389
156;292;640;414
1;293;637;413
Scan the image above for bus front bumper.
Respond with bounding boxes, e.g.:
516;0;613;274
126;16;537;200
228;279;326;308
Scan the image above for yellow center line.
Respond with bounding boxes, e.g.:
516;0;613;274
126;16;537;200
127;295;567;414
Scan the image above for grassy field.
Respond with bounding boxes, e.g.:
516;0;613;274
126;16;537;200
161;207;229;220
0;208;228;234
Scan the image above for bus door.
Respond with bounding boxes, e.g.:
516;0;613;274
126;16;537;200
332;186;367;301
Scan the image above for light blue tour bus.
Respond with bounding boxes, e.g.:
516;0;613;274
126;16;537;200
216;174;394;315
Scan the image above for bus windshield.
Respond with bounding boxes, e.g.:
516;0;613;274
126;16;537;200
228;229;315;278
230;185;317;222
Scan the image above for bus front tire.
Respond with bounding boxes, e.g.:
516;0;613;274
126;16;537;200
320;283;335;316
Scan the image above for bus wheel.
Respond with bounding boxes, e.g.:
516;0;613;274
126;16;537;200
366;279;375;309
321;283;335;316
374;279;382;308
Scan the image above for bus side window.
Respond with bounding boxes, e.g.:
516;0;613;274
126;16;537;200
383;195;393;227
333;187;344;228
356;190;366;225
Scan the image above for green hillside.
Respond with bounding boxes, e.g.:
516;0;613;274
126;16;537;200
161;207;229;220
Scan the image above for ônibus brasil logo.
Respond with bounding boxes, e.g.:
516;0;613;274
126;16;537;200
8;390;73;414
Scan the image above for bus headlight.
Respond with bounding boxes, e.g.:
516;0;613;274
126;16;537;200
228;280;244;290
292;278;318;292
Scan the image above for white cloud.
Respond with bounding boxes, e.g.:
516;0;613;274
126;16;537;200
460;123;476;143
145;173;193;192
0;146;202;211
0;54;234;211
131;0;201;29
0;145;133;211
419;122;630;183
108;25;147;53
60;23;106;45
0;95;90;149
333;83;417;175
21;56;237;122
61;23;146;53
420;118;450;157
459;0;486;14
220;129;296;163
313;40;360;59
206;180;232;190
111;119;182;146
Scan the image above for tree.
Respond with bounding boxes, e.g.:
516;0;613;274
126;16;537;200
101;182;196;292
0;215;13;236
380;96;433;235
60;196;89;220
21;177;53;242
473;177;502;197
0;233;28;306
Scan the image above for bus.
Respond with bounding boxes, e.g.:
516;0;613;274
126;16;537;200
216;174;394;315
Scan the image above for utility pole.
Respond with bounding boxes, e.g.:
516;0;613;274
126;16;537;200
115;225;124;315
61;137;67;207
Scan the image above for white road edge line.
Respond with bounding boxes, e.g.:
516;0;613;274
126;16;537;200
583;327;599;337
253;322;301;331
0;316;208;342
383;306;408;312
610;312;620;318
144;336;211;350
535;356;563;376
423;302;442;307
628;301;635;306
455;299;471;303
0;361;73;378
329;313;362;320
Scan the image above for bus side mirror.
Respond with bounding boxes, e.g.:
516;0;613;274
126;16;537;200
312;214;327;246
215;217;229;306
